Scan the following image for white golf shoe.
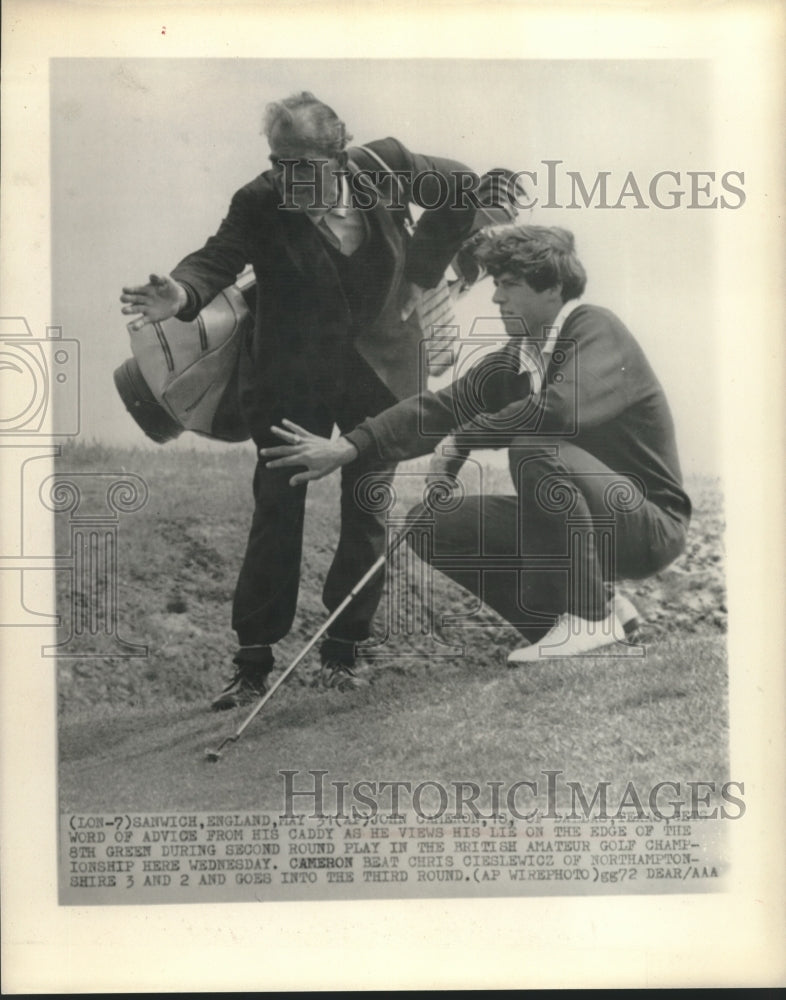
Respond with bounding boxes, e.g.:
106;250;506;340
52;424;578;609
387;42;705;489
613;591;641;638
507;588;645;665
507;611;619;664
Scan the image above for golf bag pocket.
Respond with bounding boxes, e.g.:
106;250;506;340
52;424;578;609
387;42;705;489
114;281;253;443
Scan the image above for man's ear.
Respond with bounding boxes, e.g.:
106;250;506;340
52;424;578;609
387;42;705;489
336;150;349;169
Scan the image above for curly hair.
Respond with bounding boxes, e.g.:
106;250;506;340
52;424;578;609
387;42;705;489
263;91;352;158
467;224;587;301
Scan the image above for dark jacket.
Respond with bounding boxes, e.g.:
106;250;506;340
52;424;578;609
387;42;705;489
170;137;477;438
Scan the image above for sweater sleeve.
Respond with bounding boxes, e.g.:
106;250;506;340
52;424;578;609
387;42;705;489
343;355;533;462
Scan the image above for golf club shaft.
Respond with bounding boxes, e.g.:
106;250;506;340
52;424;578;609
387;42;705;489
232;531;407;740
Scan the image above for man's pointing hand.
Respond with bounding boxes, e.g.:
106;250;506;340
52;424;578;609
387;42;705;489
120;273;188;332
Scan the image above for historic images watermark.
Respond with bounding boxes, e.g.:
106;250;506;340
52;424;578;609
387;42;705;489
279;769;746;822
275;160;747;212
0;315;148;657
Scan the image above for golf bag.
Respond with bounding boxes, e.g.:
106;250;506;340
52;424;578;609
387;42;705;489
113;277;255;444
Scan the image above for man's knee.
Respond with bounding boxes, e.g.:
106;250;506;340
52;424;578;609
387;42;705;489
621;513;687;580
507;437;564;483
346;466;398;525
251;461;307;519
404;494;492;561
404;501;432;534
507;440;573;513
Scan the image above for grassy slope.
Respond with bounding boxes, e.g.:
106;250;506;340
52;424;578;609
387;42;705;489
56;442;728;813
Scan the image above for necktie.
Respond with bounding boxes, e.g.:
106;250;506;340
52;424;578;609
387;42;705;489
315;209;366;256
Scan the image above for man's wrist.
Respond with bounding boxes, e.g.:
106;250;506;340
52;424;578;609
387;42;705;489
173;280;189;313
336;437;359;464
342;426;375;459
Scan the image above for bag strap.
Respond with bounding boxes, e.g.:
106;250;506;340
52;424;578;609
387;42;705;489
350;144;414;233
351;143;405;202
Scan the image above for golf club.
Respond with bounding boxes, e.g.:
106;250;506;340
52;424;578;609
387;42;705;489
204;529;410;762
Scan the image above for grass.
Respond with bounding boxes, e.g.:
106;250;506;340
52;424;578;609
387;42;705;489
55;441;728;813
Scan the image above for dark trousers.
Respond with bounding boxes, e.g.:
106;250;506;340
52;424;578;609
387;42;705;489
232;349;398;652
408;438;687;644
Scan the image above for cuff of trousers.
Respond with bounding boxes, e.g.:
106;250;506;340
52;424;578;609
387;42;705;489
320;637;357;666
233;645;275;672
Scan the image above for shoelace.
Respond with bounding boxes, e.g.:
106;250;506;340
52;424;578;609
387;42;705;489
319;660;356;689
221;669;265;693
219;669;244;693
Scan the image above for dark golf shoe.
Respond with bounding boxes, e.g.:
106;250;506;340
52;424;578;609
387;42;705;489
211;648;273;711
318;660;368;692
317;637;368;692
210;669;268;711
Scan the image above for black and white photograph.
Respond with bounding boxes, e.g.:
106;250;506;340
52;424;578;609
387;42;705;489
2;0;784;992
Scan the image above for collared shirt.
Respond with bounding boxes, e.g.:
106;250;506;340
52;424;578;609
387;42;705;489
518;298;582;394
307;174;367;256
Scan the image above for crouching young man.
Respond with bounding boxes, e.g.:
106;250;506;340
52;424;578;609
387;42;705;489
260;225;691;663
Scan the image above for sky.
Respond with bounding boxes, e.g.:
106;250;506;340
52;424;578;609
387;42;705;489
49;58;721;476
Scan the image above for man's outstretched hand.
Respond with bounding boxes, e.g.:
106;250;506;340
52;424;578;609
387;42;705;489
120;274;188;332
260;419;359;486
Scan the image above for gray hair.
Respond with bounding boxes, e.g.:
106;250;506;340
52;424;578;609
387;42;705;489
263;91;352;158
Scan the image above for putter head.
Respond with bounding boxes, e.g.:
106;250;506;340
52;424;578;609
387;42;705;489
204;733;238;762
